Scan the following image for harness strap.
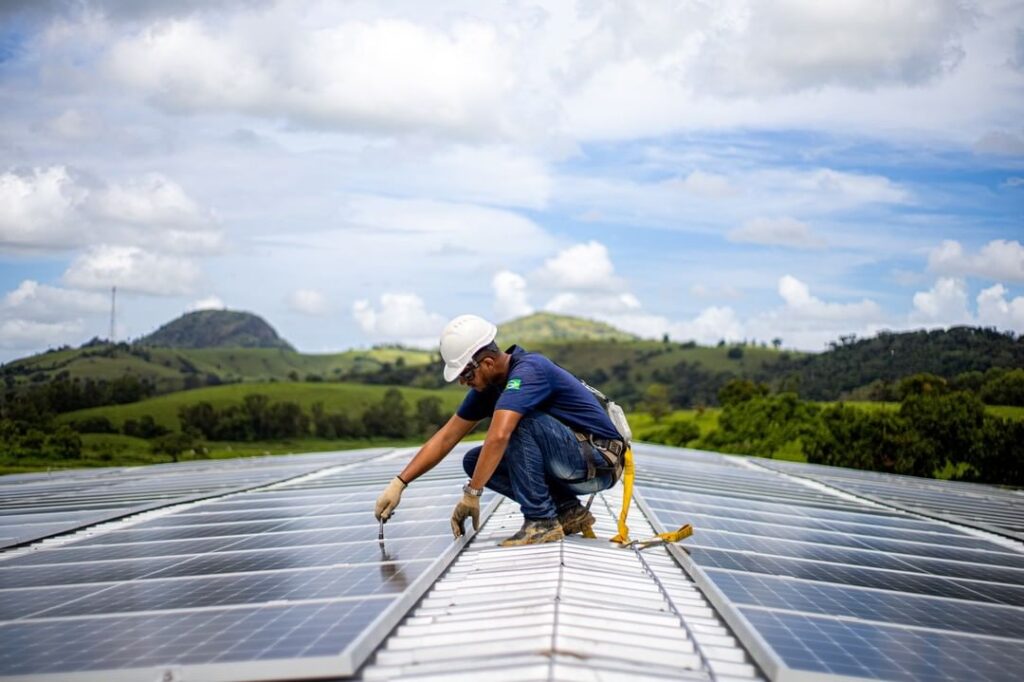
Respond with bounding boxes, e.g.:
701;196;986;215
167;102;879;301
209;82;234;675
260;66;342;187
610;446;635;544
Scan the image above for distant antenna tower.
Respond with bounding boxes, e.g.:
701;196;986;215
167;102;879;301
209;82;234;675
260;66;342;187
109;286;117;342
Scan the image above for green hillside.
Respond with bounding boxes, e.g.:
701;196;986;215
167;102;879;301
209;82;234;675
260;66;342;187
58;382;465;432
497;312;637;345
3;344;436;394
139;309;294;350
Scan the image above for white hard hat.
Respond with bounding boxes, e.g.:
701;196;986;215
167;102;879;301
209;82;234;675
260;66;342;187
440;314;497;382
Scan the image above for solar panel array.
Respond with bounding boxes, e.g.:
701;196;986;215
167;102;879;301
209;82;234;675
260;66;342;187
0;449;390;549
0;448;492;681
755;458;1024;541
634;445;1024;682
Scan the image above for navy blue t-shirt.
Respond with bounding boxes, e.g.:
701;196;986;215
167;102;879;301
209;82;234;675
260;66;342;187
456;346;621;441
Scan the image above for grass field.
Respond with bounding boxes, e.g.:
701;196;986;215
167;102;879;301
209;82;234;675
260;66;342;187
0;435;431;476
57;381;466;431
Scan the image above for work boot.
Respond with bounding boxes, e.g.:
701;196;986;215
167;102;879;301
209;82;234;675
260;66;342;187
558;503;596;536
499;518;565;547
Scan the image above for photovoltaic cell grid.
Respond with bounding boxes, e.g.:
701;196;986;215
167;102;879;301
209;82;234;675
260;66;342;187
0;447;491;681
755;457;1024;541
633;445;1024;682
0;448;391;549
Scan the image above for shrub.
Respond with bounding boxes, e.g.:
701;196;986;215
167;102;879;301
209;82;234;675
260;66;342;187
69;416;117;434
980;368;1024;406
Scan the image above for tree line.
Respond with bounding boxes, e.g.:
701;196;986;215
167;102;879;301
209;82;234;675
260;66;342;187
645;376;1024;486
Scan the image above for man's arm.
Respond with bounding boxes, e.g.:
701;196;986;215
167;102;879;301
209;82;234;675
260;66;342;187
399;413;479;483
467;409;522;489
375;413;478;521
449;409;522;537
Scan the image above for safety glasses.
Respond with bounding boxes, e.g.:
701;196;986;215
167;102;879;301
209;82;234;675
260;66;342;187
458;359;480;383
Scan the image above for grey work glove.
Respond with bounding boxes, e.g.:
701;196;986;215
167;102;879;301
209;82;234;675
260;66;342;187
375;476;406;521
449;492;480;538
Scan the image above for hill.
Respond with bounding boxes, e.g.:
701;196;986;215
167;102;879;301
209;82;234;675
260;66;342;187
1;344;436;395
768;326;1024;400
139;310;295;350
497;312;637;345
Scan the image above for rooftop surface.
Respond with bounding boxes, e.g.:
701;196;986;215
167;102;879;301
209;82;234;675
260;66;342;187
0;443;1022;681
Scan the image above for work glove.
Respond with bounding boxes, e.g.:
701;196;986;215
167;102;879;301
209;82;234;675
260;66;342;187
449;492;480;538
374;476;406;521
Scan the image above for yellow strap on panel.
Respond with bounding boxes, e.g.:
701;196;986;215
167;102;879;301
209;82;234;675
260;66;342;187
657;523;693;544
610;446;634;544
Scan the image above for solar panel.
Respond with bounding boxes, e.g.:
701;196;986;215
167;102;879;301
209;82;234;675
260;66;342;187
755;458;1024;541
0;447;494;680
0;448;390;548
633;444;1024;682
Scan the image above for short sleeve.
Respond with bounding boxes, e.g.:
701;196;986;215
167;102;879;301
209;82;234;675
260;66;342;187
495;360;551;414
456;386;499;421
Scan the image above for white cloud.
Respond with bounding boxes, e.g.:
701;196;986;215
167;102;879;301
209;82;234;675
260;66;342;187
189;296;224;311
2;280;108;323
0;318;85;351
105;17;516;138
545;292;642;316
788;169;910;206
928;239;1024;282
63;245;201;296
340;195;557;261
0;166;221;254
1002;176;1024;188
692;1;970;95
351;293;446;346
288;289;328;316
973;130;1024;156
492;271;533;321
673;306;744;344
728;217;825;249
674;170;736;198
0;166;83;248
535;241;622;291
598;306;745;346
911;277;972;325
45;109;95;140
976;284;1024;331
778;275;881;321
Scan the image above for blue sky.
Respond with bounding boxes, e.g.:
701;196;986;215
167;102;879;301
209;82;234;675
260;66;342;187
1;0;1022;362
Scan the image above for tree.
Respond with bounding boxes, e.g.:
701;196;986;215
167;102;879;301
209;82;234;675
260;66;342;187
179;402;218;439
896;373;948;400
45;426;82;459
718;379;768;407
642;383;671;422
980;368;1024;406
264;401;309;438
362;388;412;438
152;429;202;463
414;396;446;436
772;338;782;350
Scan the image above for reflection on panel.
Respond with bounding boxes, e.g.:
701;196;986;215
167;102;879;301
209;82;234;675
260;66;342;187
0;447;489;680
632;443;1024;682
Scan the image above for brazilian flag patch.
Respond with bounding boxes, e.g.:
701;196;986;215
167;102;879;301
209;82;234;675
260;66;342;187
505;378;522;390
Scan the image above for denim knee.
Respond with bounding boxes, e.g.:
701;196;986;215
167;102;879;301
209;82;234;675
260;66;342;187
463;446;482;477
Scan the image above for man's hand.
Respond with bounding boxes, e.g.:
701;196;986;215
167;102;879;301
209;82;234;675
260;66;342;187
375;476;406;521
449;492;480;538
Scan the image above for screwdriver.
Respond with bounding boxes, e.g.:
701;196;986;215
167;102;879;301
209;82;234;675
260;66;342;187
378;512;393;542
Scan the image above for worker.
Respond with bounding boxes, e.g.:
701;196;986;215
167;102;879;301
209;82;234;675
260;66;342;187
374;314;625;546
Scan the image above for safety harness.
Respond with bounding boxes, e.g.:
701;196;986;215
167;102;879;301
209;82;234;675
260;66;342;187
576;381;692;549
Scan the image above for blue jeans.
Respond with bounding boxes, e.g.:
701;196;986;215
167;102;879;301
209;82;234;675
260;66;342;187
462;412;617;520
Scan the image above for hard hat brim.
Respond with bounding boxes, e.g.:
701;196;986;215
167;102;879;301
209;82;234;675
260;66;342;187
443;364;462;383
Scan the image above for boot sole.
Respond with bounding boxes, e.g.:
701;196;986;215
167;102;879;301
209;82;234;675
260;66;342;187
560;511;596;536
499;527;566;547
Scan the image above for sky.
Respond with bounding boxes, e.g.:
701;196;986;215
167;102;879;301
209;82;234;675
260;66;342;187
0;0;1022;363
